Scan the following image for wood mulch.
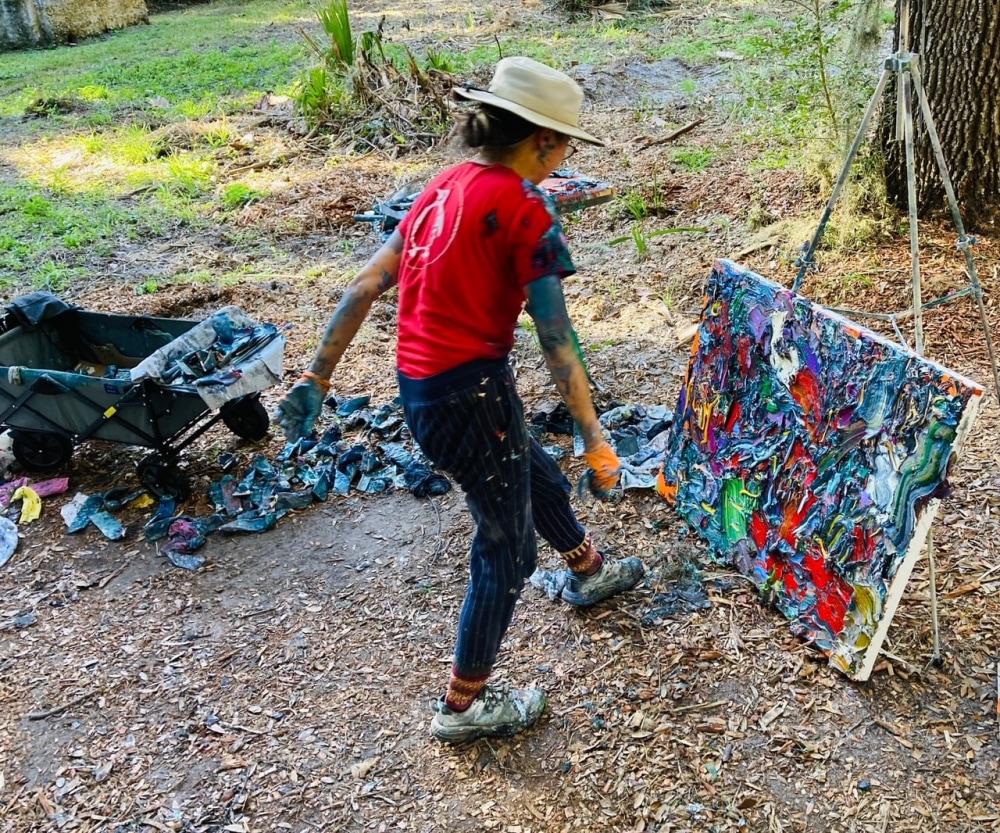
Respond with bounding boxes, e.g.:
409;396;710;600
1;1;999;831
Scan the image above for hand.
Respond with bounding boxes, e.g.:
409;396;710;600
580;441;622;498
276;377;326;442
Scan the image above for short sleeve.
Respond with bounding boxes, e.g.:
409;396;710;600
508;184;576;288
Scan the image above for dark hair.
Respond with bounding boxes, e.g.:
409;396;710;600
460;104;539;159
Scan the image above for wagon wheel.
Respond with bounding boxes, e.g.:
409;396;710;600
9;430;73;471
137;454;191;502
220;396;270;441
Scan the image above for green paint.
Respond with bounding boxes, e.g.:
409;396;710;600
761;375;779;412
570;327;596;386
891;417;956;547
722;477;756;544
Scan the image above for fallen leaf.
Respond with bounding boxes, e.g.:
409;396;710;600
351;757;379;780
759;702;785;730
218;755;247;772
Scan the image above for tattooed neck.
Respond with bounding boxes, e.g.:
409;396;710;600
537;140;557;167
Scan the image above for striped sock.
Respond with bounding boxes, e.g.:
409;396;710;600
444;668;490;713
562;534;603;577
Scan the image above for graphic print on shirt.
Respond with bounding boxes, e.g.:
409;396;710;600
406;185;463;267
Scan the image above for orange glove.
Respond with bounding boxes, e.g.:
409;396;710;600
582;441;622;497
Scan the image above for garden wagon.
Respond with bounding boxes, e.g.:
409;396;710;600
0;293;285;501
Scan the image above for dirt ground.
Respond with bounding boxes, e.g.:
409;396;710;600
2;1;1000;832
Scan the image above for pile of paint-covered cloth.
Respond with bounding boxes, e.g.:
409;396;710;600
59;394;452;570
531;400;674;491
2;396;675;572
137;397;675;570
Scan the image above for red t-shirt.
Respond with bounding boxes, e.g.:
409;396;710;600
395;161;576;378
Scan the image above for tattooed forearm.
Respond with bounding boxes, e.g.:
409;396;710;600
310;285;375;377
525;275;604;450
536;326;571;353
306;231;402;379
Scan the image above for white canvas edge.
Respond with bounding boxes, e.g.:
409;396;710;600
716;259;984;393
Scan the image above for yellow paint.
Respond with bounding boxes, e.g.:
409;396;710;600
829;652;851;674
850;583;880;628
697;393;721;435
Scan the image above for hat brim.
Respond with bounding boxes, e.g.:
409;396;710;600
453;86;605;147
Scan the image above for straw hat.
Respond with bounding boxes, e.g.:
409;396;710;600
454;56;604;146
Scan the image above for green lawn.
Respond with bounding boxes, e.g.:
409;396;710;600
0;0;884;291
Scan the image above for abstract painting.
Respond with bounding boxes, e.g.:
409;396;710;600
659;260;983;679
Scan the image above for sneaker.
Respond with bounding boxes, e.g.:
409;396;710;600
430;685;547;743
561;556;646;607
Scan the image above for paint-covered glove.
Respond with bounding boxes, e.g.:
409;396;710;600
579;441;622;499
276;373;328;442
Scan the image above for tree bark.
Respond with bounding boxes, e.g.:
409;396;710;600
880;0;1000;228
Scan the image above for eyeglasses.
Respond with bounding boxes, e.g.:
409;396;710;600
564;143;579;159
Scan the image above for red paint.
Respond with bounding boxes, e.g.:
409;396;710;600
849;526;874;565
725;401;742;434
790;366;823;433
778;493;816;549
775;560;799;594
763;542;849;634
786;438;818;490
803;542;850;633
738;335;753;373
749;511;769;550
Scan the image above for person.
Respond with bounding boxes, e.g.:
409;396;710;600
276;56;646;744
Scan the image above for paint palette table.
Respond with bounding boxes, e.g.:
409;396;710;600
659;259;983;680
354;168;614;240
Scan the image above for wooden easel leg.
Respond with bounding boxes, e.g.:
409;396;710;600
926;527;943;667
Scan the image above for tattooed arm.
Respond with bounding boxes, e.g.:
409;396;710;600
308;229;403;378
524;275;602;450
525;275;622;494
276;230;402;441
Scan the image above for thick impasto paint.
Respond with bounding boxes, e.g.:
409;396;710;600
660;260;983;679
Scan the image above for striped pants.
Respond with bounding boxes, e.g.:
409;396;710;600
400;359;587;678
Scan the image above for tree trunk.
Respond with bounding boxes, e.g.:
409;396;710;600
880;0;1000;228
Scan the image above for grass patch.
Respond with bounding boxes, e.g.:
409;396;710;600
221;183;268;211
0;1;311;122
648;38;720;66
0;1;325;290
0;0;893;295
614;176;674;221
728;2;880;144
0;179;172;286
672;147;717;172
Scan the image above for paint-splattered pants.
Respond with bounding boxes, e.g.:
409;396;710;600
400;358;587;678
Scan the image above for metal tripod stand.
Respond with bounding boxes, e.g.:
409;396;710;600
791;8;1000;669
